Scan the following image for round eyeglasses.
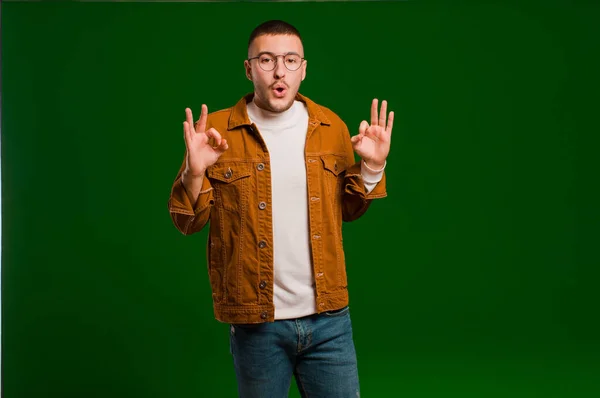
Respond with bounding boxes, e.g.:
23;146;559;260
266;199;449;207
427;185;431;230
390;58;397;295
247;53;305;72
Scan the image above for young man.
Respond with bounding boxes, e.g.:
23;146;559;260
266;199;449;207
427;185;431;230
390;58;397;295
168;20;393;397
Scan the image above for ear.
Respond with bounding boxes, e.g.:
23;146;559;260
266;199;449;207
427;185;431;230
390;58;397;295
244;60;253;81
301;60;307;81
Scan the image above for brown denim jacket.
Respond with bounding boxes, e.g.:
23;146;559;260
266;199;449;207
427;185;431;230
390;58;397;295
168;93;387;324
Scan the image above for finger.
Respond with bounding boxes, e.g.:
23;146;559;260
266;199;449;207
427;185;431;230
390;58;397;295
183;121;191;145
185;108;196;133
358;120;369;136
205;128;222;147
215;138;229;154
386;111;395;135
379;100;387;128
196;104;208;133
371;98;379;126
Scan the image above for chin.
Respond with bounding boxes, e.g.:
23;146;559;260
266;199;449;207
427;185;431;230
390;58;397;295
269;96;296;113
255;89;297;113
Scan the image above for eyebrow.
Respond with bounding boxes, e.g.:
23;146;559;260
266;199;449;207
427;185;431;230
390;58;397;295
255;51;302;57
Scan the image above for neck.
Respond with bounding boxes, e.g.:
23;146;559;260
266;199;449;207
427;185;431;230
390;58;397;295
247;97;301;129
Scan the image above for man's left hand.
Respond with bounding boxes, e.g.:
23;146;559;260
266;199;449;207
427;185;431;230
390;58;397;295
351;98;394;170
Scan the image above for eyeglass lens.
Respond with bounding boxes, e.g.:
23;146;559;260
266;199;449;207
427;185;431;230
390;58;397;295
257;54;302;71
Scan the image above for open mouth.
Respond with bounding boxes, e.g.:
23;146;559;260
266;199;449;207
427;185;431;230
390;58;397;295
272;85;287;97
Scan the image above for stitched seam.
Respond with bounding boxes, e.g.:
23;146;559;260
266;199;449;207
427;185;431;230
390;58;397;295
208;173;251;184
237;178;247;303
366;193;387;199
219;201;227;303
213;303;273;313
306;161;320;295
212;169;251;211
266;171;274;304
324;170;342;287
336;177;343;286
296;369;308;398
212;158;264;163
313;151;347;157
257;165;264;305
296;320;302;353
170;207;194;216
183;215;193;234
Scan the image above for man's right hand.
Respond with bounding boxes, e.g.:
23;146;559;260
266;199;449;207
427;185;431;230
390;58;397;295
183;104;229;176
181;104;229;203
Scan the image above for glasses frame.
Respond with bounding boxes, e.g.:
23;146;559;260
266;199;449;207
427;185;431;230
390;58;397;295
247;52;306;72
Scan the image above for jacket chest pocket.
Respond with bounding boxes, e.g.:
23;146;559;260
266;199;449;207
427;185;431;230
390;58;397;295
207;163;252;213
320;154;347;196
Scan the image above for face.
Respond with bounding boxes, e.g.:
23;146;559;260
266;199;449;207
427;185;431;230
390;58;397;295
244;34;307;113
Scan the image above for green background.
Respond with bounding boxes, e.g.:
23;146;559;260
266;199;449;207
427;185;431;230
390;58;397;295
2;1;599;397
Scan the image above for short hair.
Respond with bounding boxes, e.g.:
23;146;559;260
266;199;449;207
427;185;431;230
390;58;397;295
248;20;302;50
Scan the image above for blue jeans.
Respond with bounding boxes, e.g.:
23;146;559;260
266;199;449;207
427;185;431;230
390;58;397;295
229;305;360;397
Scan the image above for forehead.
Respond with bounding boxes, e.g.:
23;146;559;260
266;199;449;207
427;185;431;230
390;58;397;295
249;34;304;56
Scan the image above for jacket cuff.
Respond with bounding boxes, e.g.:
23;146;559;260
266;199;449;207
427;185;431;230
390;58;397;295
168;175;214;215
344;162;387;199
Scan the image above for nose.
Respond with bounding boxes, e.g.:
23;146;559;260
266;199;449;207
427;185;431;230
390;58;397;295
273;56;286;79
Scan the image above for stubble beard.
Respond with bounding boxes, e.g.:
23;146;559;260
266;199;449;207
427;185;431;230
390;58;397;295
255;87;297;113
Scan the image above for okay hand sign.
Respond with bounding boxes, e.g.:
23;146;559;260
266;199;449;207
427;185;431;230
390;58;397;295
351;99;394;169
183;104;229;176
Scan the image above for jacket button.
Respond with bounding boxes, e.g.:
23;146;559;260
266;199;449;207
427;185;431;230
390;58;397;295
260;311;267;319
257;163;265;171
334;163;338;171
224;169;232;179
258;202;267;210
258;240;267;248
259;280;267;289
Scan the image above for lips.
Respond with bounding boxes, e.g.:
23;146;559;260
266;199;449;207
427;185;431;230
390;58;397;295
272;83;287;98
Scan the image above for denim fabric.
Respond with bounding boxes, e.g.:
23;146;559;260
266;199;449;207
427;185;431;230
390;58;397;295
229;306;360;397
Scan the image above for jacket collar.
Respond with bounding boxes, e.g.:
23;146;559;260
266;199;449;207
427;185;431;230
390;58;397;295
227;92;331;130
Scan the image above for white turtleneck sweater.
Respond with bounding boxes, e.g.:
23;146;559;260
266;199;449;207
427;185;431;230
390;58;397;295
246;99;384;320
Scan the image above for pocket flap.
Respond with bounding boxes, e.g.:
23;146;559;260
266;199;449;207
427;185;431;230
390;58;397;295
320;154;347;176
207;164;251;183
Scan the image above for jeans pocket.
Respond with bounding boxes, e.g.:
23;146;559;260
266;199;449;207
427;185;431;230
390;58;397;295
323;305;350;317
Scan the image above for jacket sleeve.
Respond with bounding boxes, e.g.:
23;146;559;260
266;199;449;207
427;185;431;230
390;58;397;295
167;152;214;235
340;122;388;222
